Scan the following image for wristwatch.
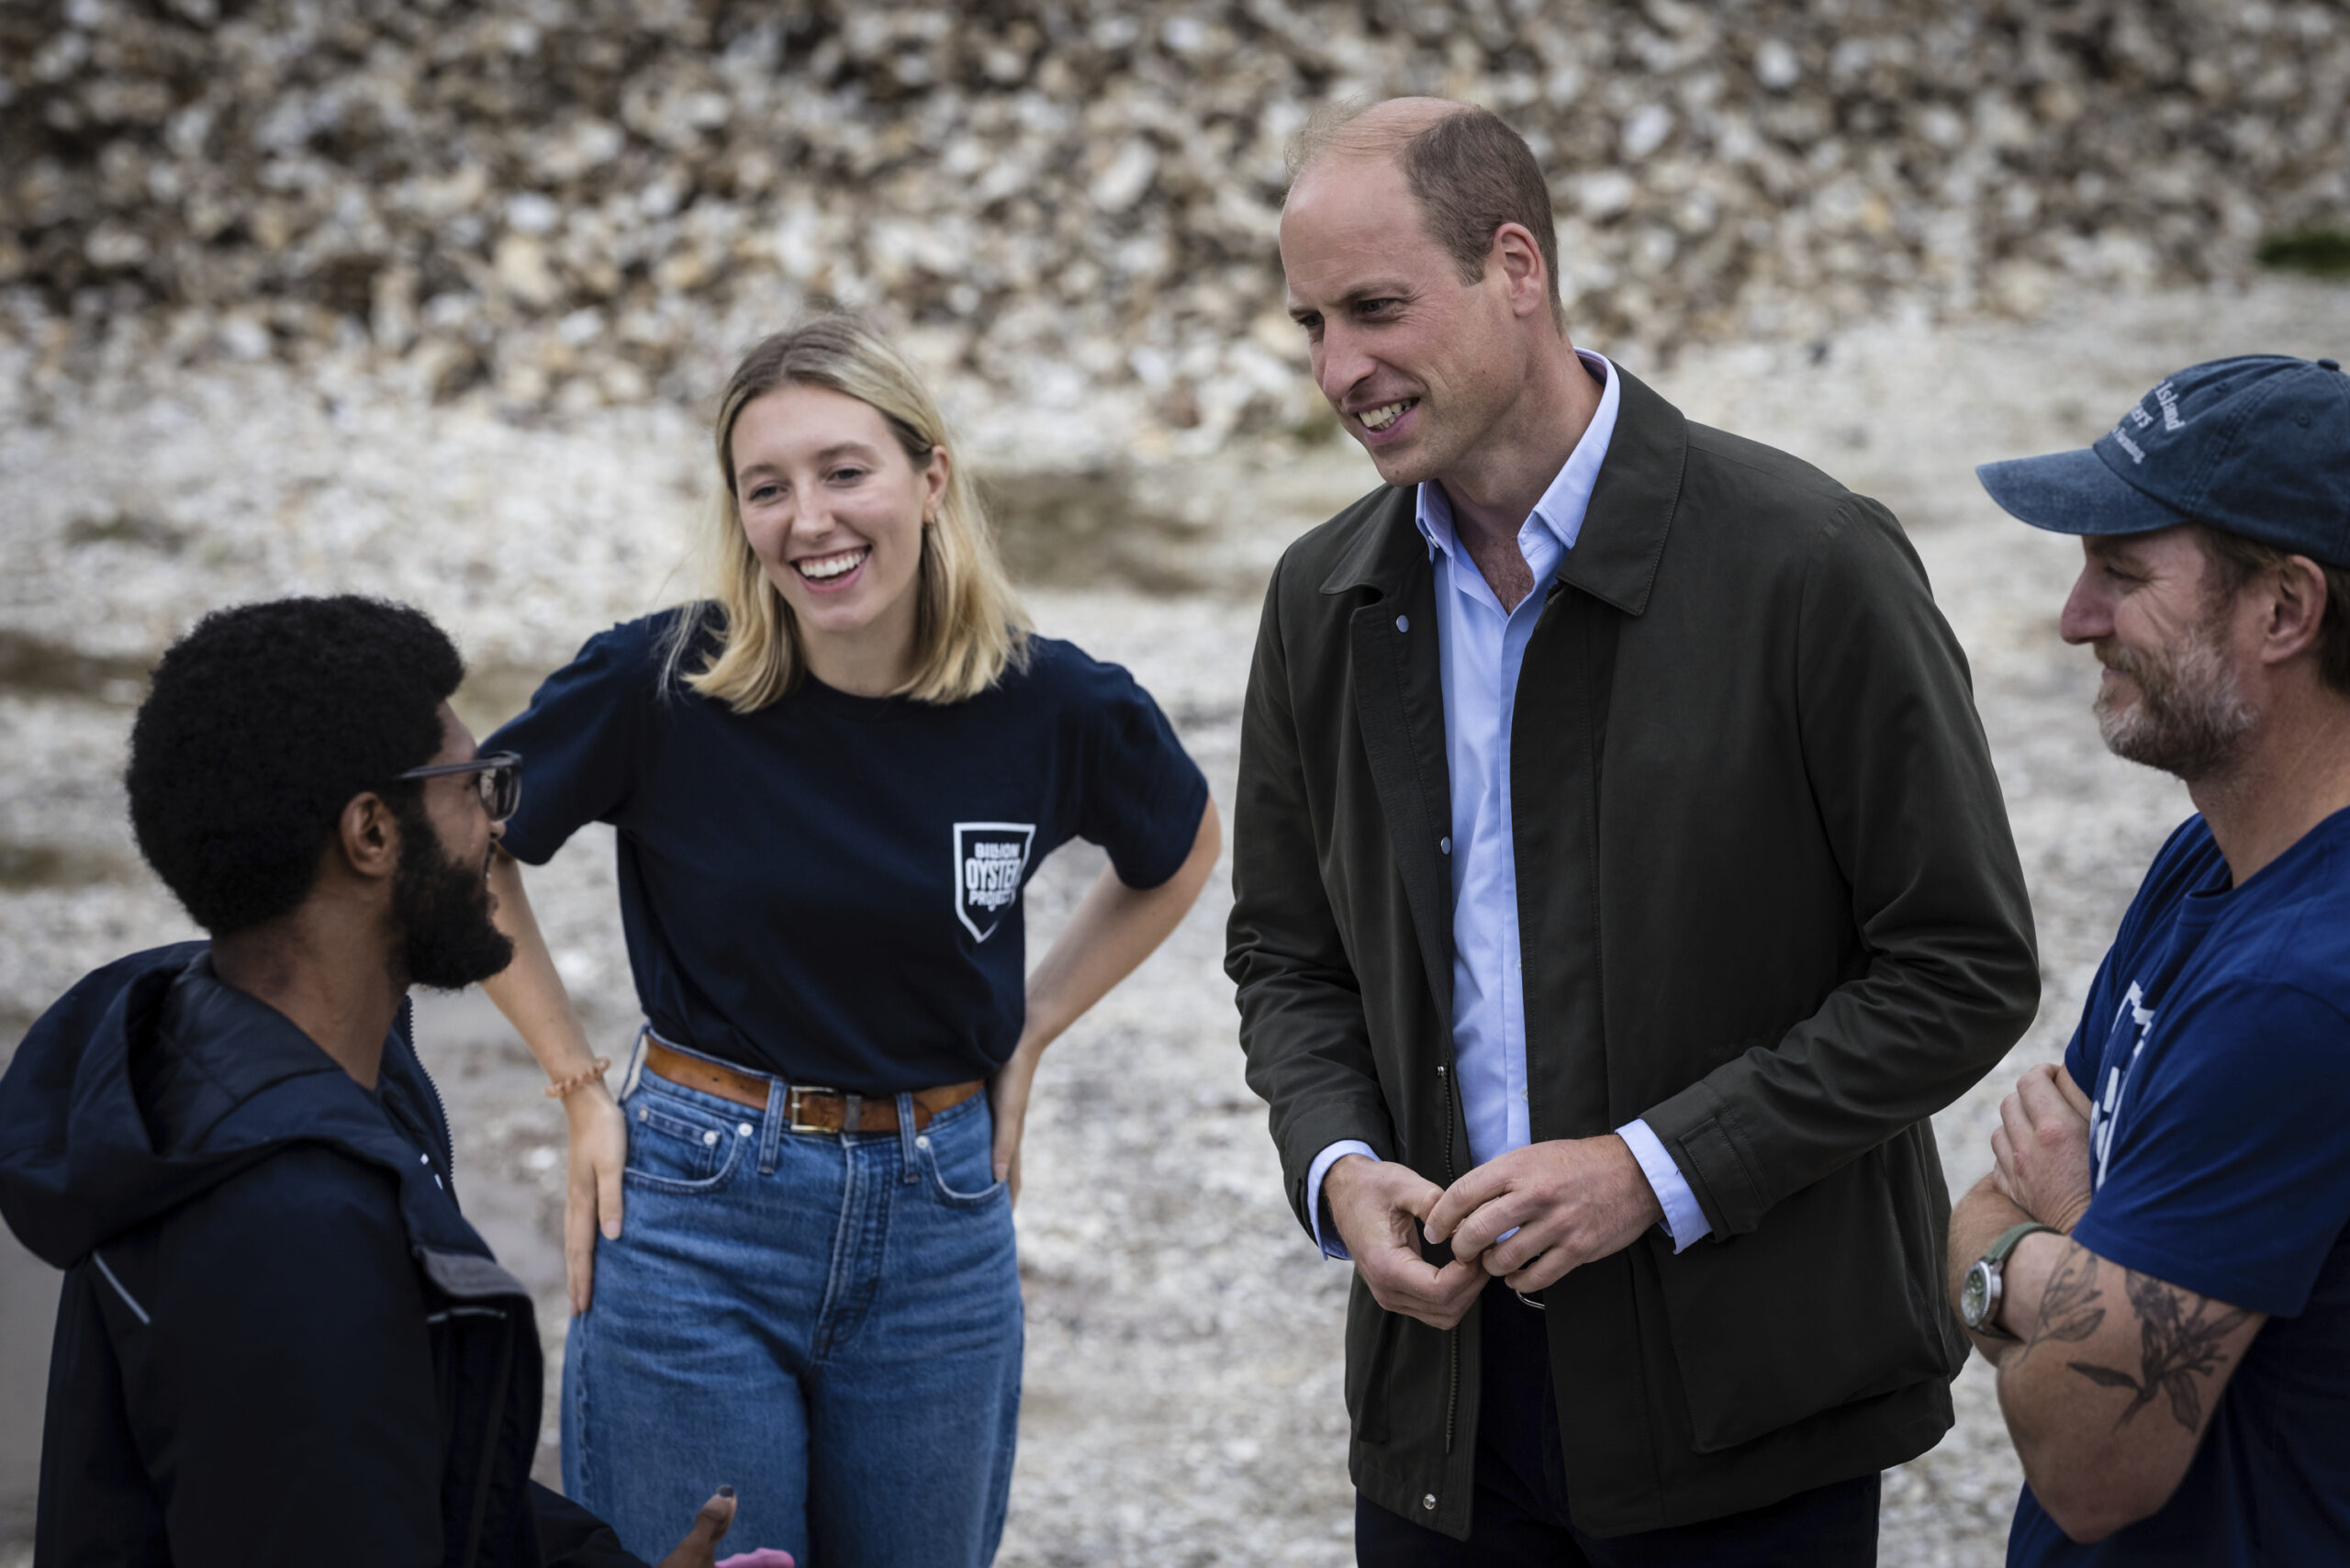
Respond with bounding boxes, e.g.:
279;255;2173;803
1960;1221;2059;1340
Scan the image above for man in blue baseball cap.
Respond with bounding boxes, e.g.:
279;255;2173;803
1950;353;2350;1562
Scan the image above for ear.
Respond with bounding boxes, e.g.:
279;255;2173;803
2257;555;2330;669
1488;221;1551;321
922;444;952;521
335;791;404;884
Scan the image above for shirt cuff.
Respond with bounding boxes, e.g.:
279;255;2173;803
1617;1118;1710;1253
1306;1141;1380;1261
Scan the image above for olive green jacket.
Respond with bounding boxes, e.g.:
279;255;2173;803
1225;366;2039;1539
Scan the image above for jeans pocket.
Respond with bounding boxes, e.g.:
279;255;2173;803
916;1117;1007;1209
621;1092;748;1193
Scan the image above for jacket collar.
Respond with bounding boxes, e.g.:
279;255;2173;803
1317;484;1422;599
1316;362;1687;614
156;967;523;1298
1561;362;1685;616
144;960;358;1148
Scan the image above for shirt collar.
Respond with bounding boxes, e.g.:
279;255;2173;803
1414;350;1622;562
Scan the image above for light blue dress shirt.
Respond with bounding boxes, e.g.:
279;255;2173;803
1307;352;1710;1260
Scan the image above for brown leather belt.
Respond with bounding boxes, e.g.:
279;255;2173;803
643;1039;983;1136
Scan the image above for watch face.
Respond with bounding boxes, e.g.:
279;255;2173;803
1960;1260;1994;1330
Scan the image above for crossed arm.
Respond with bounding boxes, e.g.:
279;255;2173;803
1949;1065;2266;1543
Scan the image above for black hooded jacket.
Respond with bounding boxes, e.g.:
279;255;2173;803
0;942;644;1568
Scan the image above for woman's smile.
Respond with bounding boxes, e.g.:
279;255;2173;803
793;545;870;588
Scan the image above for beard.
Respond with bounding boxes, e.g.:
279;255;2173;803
2095;607;2256;782
388;803;515;991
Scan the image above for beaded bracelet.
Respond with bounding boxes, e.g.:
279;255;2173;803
543;1058;613;1101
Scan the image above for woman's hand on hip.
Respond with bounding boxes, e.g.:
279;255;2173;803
988;1057;1037;1205
565;1081;627;1315
480;851;625;1313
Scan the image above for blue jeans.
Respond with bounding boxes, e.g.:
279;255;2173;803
563;1053;1023;1567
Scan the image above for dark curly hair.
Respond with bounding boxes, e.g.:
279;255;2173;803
127;597;465;936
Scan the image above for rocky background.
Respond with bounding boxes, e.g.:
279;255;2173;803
6;0;2350;459
6;2;2350;1564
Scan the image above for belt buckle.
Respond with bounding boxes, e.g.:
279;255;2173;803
785;1084;841;1137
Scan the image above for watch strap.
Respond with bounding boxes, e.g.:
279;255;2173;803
1984;1220;2059;1265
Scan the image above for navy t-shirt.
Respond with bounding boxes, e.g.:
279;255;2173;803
487;609;1209;1092
2007;812;2350;1566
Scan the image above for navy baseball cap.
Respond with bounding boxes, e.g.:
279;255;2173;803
1976;354;2350;564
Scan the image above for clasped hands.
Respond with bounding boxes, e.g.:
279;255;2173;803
1324;1136;1664;1331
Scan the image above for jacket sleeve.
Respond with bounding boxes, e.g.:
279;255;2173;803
1225;560;1396;1238
129;1148;445;1568
1640;495;2041;1237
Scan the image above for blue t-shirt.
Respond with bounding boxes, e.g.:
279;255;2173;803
2008;812;2350;1566
487;610;1209;1092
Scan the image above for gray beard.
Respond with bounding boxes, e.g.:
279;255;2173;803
2095;618;2256;783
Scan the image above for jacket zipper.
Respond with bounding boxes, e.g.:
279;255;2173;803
1438;1058;1460;1459
402;994;455;1181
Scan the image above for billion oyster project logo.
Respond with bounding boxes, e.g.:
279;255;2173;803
953;822;1035;942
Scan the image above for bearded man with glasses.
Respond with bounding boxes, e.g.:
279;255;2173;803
0;596;778;1568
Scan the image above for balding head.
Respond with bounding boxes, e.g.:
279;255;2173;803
1286;95;1464;180
1285;97;1564;331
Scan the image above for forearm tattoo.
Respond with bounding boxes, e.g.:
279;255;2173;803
2014;1243;2106;1361
2008;1241;2250;1434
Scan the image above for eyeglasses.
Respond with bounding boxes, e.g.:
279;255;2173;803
394;751;522;824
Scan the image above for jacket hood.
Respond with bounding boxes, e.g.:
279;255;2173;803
0;941;461;1269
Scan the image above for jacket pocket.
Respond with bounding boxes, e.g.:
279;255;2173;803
1651;1138;1956;1452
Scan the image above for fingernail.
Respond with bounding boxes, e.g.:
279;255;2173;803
602;1222;620;1238
718;1484;736;1499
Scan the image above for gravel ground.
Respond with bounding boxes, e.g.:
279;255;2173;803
4;274;2348;1563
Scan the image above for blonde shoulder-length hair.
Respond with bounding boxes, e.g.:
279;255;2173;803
661;315;1030;710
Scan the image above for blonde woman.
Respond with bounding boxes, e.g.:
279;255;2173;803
479;317;1218;1566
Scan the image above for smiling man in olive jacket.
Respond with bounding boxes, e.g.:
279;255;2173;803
1226;100;2041;1563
